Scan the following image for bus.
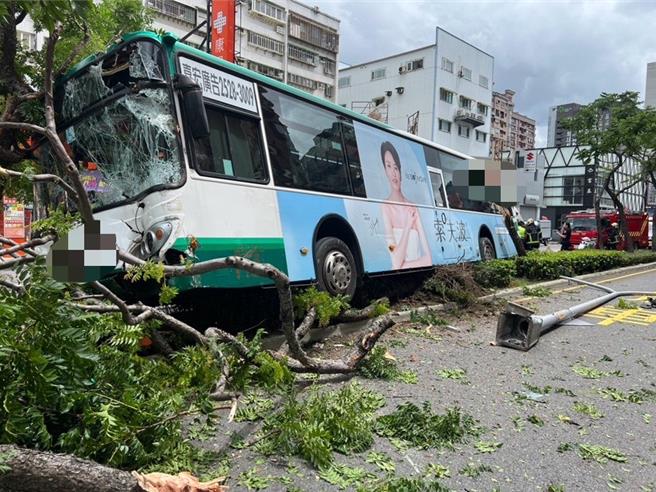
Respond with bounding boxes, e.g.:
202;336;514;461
35;31;516;297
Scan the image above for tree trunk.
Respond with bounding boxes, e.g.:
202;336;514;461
502;207;526;256
0;445;140;492
606;186;634;252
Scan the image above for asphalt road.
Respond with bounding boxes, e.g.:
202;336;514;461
208;266;656;491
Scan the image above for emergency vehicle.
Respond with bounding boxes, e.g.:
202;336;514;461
564;210;649;249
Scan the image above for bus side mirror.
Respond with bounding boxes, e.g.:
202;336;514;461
174;74;209;139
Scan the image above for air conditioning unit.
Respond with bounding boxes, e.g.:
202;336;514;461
275;25;285;35
398;66;406;74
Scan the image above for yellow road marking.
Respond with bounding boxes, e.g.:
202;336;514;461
514;267;656;304
585;305;656;326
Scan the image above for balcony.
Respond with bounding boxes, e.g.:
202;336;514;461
454;109;484;127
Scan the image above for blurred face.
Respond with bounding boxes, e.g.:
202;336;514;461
383;150;401;192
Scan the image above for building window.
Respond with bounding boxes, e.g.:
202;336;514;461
459;96;473;110
16;30;37;51
288;44;317;66
322;58;336;75
438;119;452;133
441;57;454;73
246;61;284;81
288;13;339;52
563;176;584;204
247;31;284;55
460;66;472;81
439;88;454;104
288;73;318;91
403;58;424;72
371;68;386;80
458;125;470;138
146;0;196;25
324;85;334;99
477;103;488;116
249;0;285;22
338;76;351;88
479;75;489;88
475;130;487;143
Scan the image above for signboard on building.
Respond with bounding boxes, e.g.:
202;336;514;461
3;197;25;238
524;150;537;171
582;163;596;208
211;0;235;62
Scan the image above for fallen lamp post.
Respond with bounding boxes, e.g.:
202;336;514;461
496;276;655;351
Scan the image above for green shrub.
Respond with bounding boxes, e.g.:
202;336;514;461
0;264;220;472
515;250;656;281
473;259;516;288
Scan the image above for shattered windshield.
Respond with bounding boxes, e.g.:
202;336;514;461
38;40;182;211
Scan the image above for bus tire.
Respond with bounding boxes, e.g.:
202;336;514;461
479;236;496;261
315;237;358;298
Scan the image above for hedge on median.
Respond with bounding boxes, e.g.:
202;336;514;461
473;250;656;287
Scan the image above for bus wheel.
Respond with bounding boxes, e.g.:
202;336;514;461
315;237;358;298
479;236;496;261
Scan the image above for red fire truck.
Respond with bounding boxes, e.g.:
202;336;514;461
564;210;650;249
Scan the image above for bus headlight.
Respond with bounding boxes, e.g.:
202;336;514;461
140;221;173;258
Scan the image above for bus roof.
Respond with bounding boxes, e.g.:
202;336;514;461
64;30;473;161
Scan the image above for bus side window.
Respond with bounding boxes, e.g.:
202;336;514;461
193;105;267;183
429;171;447;208
260;86;351;196
340;121;366;198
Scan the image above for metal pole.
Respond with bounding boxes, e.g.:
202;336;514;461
207;0;211;54
496;276;656;351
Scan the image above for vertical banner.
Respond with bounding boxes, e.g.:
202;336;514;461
211;0;236;62
3;196;25;239
582;163;596;208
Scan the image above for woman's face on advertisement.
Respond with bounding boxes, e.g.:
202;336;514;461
383;150;401;191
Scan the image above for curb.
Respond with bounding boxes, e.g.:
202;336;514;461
262;261;656;350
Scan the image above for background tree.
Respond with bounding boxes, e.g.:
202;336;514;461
629;107;656;251
563;92;645;252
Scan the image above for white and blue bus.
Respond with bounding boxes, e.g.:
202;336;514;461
37;32;516;297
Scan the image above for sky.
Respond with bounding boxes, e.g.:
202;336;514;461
311;0;656;147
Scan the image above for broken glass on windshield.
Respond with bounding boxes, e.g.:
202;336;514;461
44;40;183;210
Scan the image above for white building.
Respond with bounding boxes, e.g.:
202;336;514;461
147;0;340;101
646;61;656;108
337;27;494;157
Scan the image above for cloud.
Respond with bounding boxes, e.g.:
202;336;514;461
313;0;656;147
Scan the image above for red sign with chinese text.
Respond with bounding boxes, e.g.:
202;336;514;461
211;0;236;62
2;196;25;239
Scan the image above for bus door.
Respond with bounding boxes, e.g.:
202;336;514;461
428;168;462;263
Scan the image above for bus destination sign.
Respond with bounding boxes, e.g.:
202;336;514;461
179;57;258;114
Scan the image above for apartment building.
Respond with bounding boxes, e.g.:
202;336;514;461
147;0;340;101
337;27;493;157
546;102;583;147
490;89;535;159
645;61;656;108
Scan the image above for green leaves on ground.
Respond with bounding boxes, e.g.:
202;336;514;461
437;368;468;382
375;402;480;450
256;382;385;469
318;463;375;490
573;402;604;419
474;440;502;453
578;444;627;463
572;363;623;379
358;346;417;384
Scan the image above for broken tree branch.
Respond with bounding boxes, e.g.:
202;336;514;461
0;445;140;492
0;165;79;198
